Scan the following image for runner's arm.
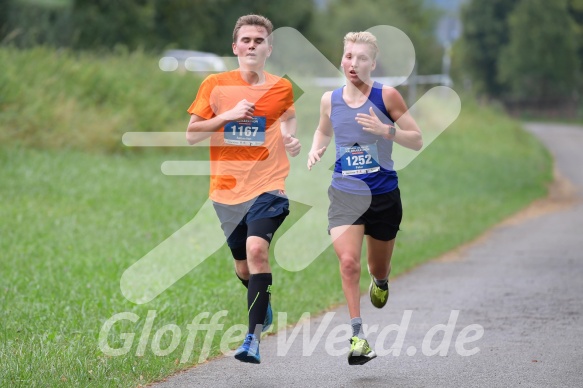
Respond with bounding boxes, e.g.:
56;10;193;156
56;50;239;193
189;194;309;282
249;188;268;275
307;92;334;170
281;115;301;157
382;86;423;151
186;99;256;145
186;114;227;144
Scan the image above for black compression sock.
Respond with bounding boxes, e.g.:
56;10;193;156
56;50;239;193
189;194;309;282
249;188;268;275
247;273;272;336
236;272;249;289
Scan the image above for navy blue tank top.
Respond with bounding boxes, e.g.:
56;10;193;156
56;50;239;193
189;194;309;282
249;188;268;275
330;82;398;195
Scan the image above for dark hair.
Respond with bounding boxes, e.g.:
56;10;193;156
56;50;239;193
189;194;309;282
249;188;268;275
232;14;274;44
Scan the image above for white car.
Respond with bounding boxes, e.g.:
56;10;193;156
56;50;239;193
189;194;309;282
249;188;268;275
159;50;227;73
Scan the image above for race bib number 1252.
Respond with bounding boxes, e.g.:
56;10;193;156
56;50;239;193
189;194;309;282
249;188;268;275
340;143;380;175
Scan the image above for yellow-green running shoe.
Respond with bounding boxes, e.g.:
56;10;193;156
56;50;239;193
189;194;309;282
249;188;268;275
369;275;389;308
348;336;377;365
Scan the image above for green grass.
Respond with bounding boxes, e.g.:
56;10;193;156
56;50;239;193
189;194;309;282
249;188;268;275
0;46;200;153
396;99;552;269
0;47;553;387
0;146;343;386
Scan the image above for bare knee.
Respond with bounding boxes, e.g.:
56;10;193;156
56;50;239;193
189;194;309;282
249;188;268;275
247;241;268;261
246;238;270;273
339;253;360;280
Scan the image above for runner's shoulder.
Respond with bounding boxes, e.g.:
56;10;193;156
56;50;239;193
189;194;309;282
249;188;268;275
320;91;333;109
381;85;404;101
265;72;293;89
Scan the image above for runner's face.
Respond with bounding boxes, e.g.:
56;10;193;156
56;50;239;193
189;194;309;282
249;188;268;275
341;42;376;83
233;25;272;69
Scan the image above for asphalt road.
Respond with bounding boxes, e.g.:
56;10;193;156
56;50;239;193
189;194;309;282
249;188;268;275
155;123;583;388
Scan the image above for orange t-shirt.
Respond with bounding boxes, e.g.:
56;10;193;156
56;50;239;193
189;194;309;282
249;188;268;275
187;70;295;205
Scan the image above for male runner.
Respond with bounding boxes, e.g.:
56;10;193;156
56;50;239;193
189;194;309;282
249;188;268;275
307;31;422;365
186;14;301;364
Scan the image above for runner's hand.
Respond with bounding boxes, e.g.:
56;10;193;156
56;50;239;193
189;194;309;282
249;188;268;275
356;107;392;137
307;146;326;170
220;99;255;121
283;134;301;157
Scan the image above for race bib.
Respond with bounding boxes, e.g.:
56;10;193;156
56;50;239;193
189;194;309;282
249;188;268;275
224;116;266;146
340;143;380;175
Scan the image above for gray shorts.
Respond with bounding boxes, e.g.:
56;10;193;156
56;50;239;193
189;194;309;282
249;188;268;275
328;186;402;241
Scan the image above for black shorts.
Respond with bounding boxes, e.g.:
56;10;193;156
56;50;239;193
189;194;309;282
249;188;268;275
213;190;290;259
327;186;402;241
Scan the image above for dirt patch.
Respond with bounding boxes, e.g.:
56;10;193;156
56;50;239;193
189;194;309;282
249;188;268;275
499;167;580;226
436;167;580;263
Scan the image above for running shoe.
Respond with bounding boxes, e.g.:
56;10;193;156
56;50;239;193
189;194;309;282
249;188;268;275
348;336;377;365
234;333;260;364
369;275;389;308
262;301;273;332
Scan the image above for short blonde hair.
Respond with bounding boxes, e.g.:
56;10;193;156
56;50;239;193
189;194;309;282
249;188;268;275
343;31;379;59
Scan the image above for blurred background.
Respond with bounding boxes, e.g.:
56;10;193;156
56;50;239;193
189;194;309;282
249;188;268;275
1;0;581;120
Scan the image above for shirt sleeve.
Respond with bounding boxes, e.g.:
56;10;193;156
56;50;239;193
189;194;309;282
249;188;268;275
279;79;296;121
187;75;218;119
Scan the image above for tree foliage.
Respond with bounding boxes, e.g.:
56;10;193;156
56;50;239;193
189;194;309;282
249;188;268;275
498;0;579;101
460;0;519;97
0;0;72;48
568;0;583;69
1;0;441;66
0;0;11;39
67;0;316;52
461;0;582;102
70;0;154;50
152;0;315;54
47;0;316;52
1;0;442;80
313;0;443;75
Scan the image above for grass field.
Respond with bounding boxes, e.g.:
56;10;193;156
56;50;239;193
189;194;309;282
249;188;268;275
0;48;553;387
